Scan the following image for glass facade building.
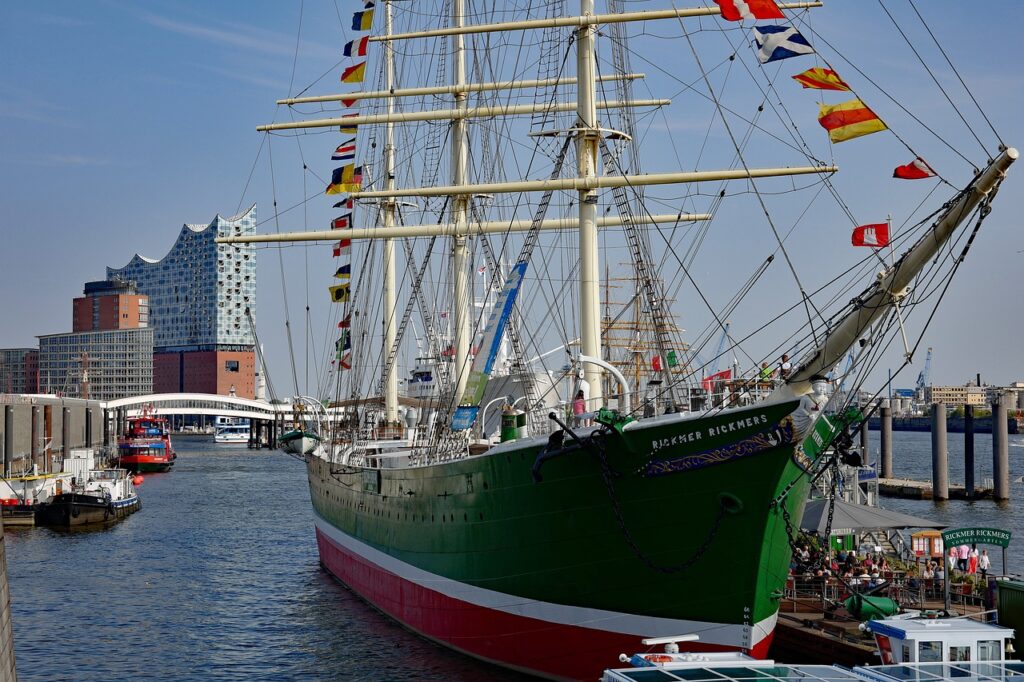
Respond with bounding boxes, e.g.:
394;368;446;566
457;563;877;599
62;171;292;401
0;349;38;394
107;205;257;352
38;329;153;400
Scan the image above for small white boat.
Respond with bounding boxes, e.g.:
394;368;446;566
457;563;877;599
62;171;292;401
214;418;250;444
603;618;1019;681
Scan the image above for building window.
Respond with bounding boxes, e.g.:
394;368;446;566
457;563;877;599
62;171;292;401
225;361;239;372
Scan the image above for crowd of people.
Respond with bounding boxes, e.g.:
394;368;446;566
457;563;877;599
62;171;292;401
790;544;893;586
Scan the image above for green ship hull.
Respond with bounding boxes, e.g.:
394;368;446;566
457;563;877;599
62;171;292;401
309;398;820;680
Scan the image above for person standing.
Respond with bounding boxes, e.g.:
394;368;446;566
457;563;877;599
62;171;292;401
957;544;970;572
948;547;958;574
979;549;992;579
572;390;586;427
778;354;792;380
968;544;979;574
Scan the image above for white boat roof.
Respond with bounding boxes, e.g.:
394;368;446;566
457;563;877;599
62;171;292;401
868;616;1015;639
602;661;1024;681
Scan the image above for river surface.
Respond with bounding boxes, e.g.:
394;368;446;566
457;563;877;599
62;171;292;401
5;432;1023;680
862;429;1024;570
6;437;527;681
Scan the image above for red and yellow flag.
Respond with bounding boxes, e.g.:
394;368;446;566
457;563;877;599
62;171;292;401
817;98;886;143
341;62;366;84
792;67;850;92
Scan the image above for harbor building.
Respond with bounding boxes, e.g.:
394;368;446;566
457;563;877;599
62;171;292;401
73;279;149;332
923;384;987;406
37;328;153;400
0;349;39;394
106;205;258;398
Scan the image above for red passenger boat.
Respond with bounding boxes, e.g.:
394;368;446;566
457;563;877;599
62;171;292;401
116;409;176;473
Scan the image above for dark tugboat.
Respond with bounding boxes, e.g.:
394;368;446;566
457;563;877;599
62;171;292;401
36;469;141;528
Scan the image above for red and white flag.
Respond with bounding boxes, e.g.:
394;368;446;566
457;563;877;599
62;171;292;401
714;0;784;21
851;223;890;248
337;313;351;329
701;369;732;392
893;157;936;180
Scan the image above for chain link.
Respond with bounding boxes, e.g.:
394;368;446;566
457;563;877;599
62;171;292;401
588;430;728;574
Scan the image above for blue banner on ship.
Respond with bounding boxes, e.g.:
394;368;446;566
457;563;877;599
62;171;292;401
450;262;528;431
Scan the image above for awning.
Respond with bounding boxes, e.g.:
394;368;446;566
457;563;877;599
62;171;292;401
800;497;948;535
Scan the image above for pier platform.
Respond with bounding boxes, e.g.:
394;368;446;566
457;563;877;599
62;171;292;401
878;477;993;500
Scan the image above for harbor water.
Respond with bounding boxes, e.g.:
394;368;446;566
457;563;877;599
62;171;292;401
6;437;527;681
865;429;1024;569
5;432;1022;680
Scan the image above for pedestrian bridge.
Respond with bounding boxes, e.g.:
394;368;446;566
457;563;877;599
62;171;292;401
103;393;291;422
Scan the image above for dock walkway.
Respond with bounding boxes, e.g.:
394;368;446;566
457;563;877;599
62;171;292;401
878;477;993;500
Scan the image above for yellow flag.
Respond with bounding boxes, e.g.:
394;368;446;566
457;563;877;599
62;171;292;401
817;98;886;143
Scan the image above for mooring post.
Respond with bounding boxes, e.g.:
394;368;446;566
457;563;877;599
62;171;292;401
42;404;52;473
964;404;975;499
993;393;1010;501
860;420;870;467
85;407;93;447
880;402;893;479
31;405;40;473
931;403;948;500
61;407;71;459
2;406;12;479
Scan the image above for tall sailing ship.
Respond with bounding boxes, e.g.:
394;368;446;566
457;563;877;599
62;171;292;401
220;1;1014;678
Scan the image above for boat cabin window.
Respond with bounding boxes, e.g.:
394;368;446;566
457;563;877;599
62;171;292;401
918;641;942;663
978;640;1002;661
949;645;971;662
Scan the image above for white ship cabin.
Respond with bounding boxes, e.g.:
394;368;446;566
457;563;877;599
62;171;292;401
866;616;1014;665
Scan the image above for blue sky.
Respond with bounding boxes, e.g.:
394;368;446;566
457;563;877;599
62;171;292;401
1;1;1021;395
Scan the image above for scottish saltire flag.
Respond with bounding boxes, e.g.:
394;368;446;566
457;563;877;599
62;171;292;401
752;25;814;64
332;139;356;161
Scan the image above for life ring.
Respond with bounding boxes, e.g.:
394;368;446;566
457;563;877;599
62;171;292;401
644;654;674;664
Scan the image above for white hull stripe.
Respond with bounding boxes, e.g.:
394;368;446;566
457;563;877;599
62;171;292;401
313;511;777;649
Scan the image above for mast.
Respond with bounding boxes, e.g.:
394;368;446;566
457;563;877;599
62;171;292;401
578;0;603;407
450;0;471;407
382;0;398;423
784;147;1017;394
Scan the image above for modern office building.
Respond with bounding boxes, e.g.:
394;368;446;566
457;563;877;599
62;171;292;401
37;328;153;400
0;348;39;394
106;205;258;398
73;279;149;332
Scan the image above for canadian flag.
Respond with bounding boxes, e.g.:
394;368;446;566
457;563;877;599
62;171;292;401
714;0;784;21
893;157;936;180
851;223;890;248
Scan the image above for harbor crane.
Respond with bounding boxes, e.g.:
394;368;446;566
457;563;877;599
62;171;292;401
915;347;933;400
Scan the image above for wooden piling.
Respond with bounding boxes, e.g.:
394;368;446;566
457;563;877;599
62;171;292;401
993;393;1010;501
964;404;975;499
931;403;948;500
880;403;893;479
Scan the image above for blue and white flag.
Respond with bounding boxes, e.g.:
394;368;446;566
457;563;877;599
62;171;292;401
752;25;814;64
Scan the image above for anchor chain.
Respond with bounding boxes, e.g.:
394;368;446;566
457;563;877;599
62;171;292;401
588;429;728;574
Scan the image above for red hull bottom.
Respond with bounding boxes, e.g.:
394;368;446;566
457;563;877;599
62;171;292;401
315;527;773;681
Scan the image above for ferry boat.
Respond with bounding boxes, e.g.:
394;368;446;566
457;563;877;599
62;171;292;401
214;417;250;444
115;411;176;473
218;0;1016;678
